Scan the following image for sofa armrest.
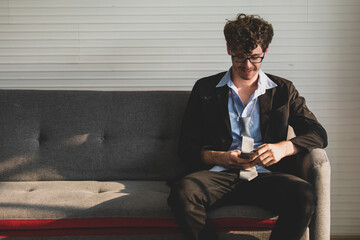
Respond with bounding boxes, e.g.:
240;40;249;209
298;148;331;240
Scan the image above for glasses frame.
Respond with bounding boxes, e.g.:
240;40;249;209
231;52;266;63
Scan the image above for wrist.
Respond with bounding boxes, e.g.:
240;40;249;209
282;140;300;157
201;150;227;166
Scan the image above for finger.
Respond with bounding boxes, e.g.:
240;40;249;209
264;159;277;167
232;156;252;165
252;145;269;159
234;150;242;158
260;157;272;166
253;148;267;160
231;151;251;162
230;150;241;158
256;152;273;166
254;144;266;151
230;157;255;169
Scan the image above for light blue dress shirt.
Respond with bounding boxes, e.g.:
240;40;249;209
210;68;277;173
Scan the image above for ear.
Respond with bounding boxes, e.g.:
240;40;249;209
226;42;231;55
264;48;269;57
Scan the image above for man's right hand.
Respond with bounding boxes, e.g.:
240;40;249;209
201;150;257;170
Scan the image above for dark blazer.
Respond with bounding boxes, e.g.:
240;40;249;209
178;71;328;174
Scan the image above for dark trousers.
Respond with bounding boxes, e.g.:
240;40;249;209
168;170;316;240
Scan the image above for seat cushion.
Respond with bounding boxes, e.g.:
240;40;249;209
0;180;277;237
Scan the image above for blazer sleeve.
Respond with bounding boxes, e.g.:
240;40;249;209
288;82;328;152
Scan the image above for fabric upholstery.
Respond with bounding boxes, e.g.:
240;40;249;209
0;90;188;181
0;180;277;220
0;90;330;240
300;149;331;240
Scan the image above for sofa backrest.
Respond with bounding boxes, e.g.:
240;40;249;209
0;90;189;181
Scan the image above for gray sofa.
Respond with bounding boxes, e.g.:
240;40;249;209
0;90;330;240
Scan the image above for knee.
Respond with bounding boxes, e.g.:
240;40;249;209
287;183;316;217
167;180;189;208
168;176;206;209
302;184;316;216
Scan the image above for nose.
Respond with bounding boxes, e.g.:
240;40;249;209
243;58;253;68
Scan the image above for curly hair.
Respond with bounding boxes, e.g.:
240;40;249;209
224;13;274;55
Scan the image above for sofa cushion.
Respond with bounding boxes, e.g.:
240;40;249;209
0;181;277;233
0;90;188;181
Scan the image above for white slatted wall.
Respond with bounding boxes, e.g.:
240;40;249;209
0;0;359;236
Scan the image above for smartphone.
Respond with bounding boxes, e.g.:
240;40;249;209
240;151;254;159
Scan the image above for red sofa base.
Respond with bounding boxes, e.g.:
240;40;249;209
0;217;276;238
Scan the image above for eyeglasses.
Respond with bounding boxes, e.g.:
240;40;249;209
231;52;265;63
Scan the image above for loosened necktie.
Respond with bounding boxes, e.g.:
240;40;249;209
238;116;258;181
230;90;258;181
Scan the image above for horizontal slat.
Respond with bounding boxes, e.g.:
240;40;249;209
8;6;308;16
1;56;359;68
0;54;358;66
332;187;360;196
0;47;359;55
0;9;8;16
9;0;308;8
0;17;8;23
331;228;360;236
332;202;360;211
331;195;360;204
308;14;360;22
6;0;358;8
0;38;358;48
331;178;360;185
326;153;360;160
331;211;360;219
4;14;309;24
1;72;360;91
309;5;360;14
0;64;359;78
0;22;355;32
0;30;358;40
332;220;360;228
309;0;360;6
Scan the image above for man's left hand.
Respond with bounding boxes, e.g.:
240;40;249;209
251;141;300;167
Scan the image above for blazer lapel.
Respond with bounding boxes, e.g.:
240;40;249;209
216;85;232;138
259;88;275;139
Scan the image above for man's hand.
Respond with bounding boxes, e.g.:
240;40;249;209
251;141;300;167
201;150;257;170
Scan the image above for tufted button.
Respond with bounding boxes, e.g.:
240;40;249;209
98;188;106;193
99;135;105;143
37;131;46;144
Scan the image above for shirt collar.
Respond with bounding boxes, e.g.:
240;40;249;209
216;68;231;88
216;68;277;97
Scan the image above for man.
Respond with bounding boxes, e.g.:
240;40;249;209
167;13;328;240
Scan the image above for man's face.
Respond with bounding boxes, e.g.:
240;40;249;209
227;45;268;82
